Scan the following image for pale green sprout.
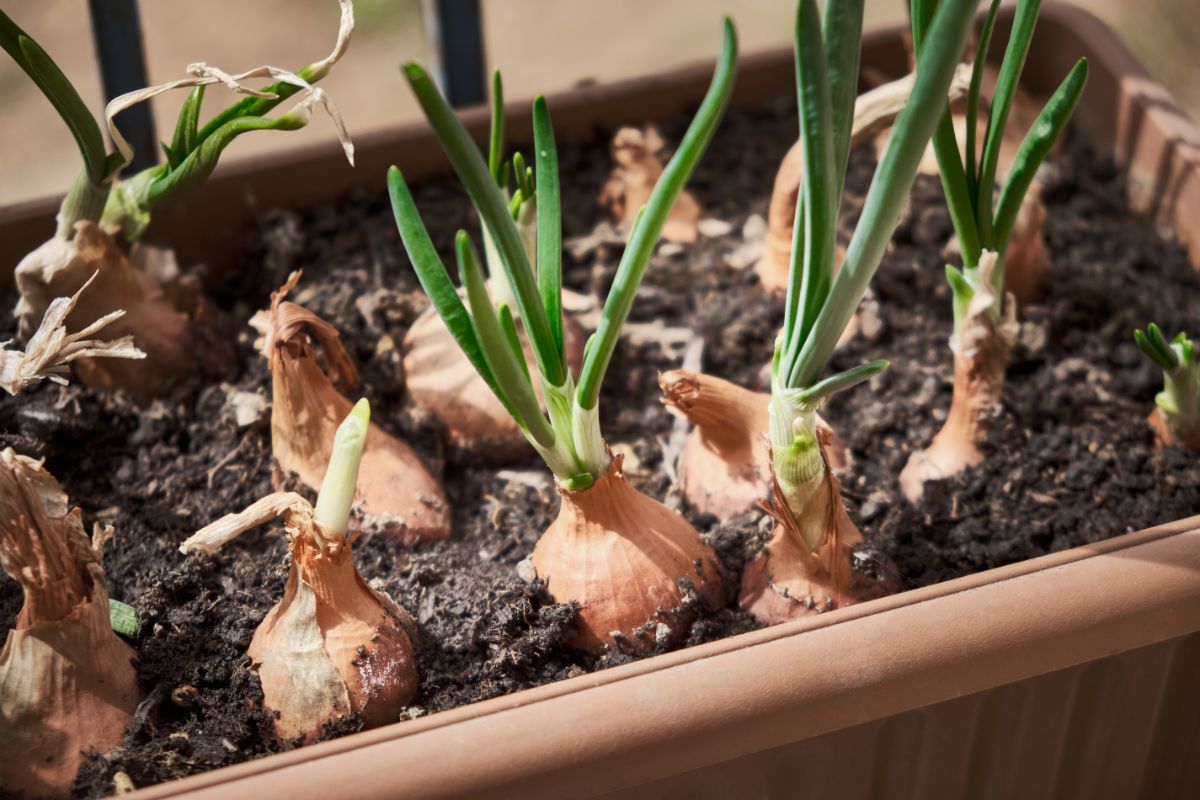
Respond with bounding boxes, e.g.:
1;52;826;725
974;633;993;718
314;398;371;536
1135;325;1200;443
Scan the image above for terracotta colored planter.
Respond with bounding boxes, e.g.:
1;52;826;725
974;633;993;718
3;4;1198;798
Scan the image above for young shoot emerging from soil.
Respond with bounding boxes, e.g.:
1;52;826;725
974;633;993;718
182;400;420;745
3;1;354;403
389;21;738;654
402;71;587;462
900;0;1088;501
1135;324;1200;450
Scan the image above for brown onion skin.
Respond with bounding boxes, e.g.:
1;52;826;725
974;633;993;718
250;533;419;745
532;457;724;654
403;308;586;462
0;449;140;798
265;274;449;543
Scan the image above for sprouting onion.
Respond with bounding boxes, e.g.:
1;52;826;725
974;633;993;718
1135;324;1200;449
738;0;976;625
389;20;736;491
900;0;1088;500
390;19;738;654
182;399;420;742
0;1;354;240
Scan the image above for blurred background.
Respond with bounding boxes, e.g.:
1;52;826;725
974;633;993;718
1;0;1197;206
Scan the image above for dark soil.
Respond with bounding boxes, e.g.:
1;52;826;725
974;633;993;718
1;87;1198;798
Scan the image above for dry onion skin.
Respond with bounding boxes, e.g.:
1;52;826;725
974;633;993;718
260;272;449;543
599;124;704;244
900;253;1017;502
403;304;587;462
0;449;140;798
659;370;846;523
532;455;724;652
13;221;226;404
390;27;737;653
181;402;419;744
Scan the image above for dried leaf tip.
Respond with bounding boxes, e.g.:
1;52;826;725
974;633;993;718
1;271;145;395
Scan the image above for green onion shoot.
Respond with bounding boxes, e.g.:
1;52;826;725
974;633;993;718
901;0;1088;500
389;18;739;654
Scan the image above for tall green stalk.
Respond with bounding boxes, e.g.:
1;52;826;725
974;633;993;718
390;20;739;489
770;0;976;542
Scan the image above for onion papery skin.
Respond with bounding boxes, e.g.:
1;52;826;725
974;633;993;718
532;457;724;654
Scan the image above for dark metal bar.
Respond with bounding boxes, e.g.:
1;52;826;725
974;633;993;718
432;0;486;107
87;0;157;173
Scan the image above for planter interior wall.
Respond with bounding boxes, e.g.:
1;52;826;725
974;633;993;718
2;4;1198;799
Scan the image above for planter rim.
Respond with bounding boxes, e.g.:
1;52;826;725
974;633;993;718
135;515;1200;799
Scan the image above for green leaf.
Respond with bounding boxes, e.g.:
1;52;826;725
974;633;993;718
908;0;936;53
533;96;564;357
0;12;109;185
993;57;1088;257
966;0;1003;198
1135;323;1180;372
456;230;556;447
170;85;206;167
787;0;976;389
403;61;564;387
782;0;839;373
946;263;975;334
498;303;531;383
823;0;865;198
108;599;140;639
910;1;981;268
976;0;1043;241
488;70;505;184
794;358;889;405
145;113;307;206
387;166;507;404
576;17;738;409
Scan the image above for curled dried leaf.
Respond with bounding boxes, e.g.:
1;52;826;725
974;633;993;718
1;271;145;395
104;0;356;169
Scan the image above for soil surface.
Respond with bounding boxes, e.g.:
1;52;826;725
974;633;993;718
1;88;1198;798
